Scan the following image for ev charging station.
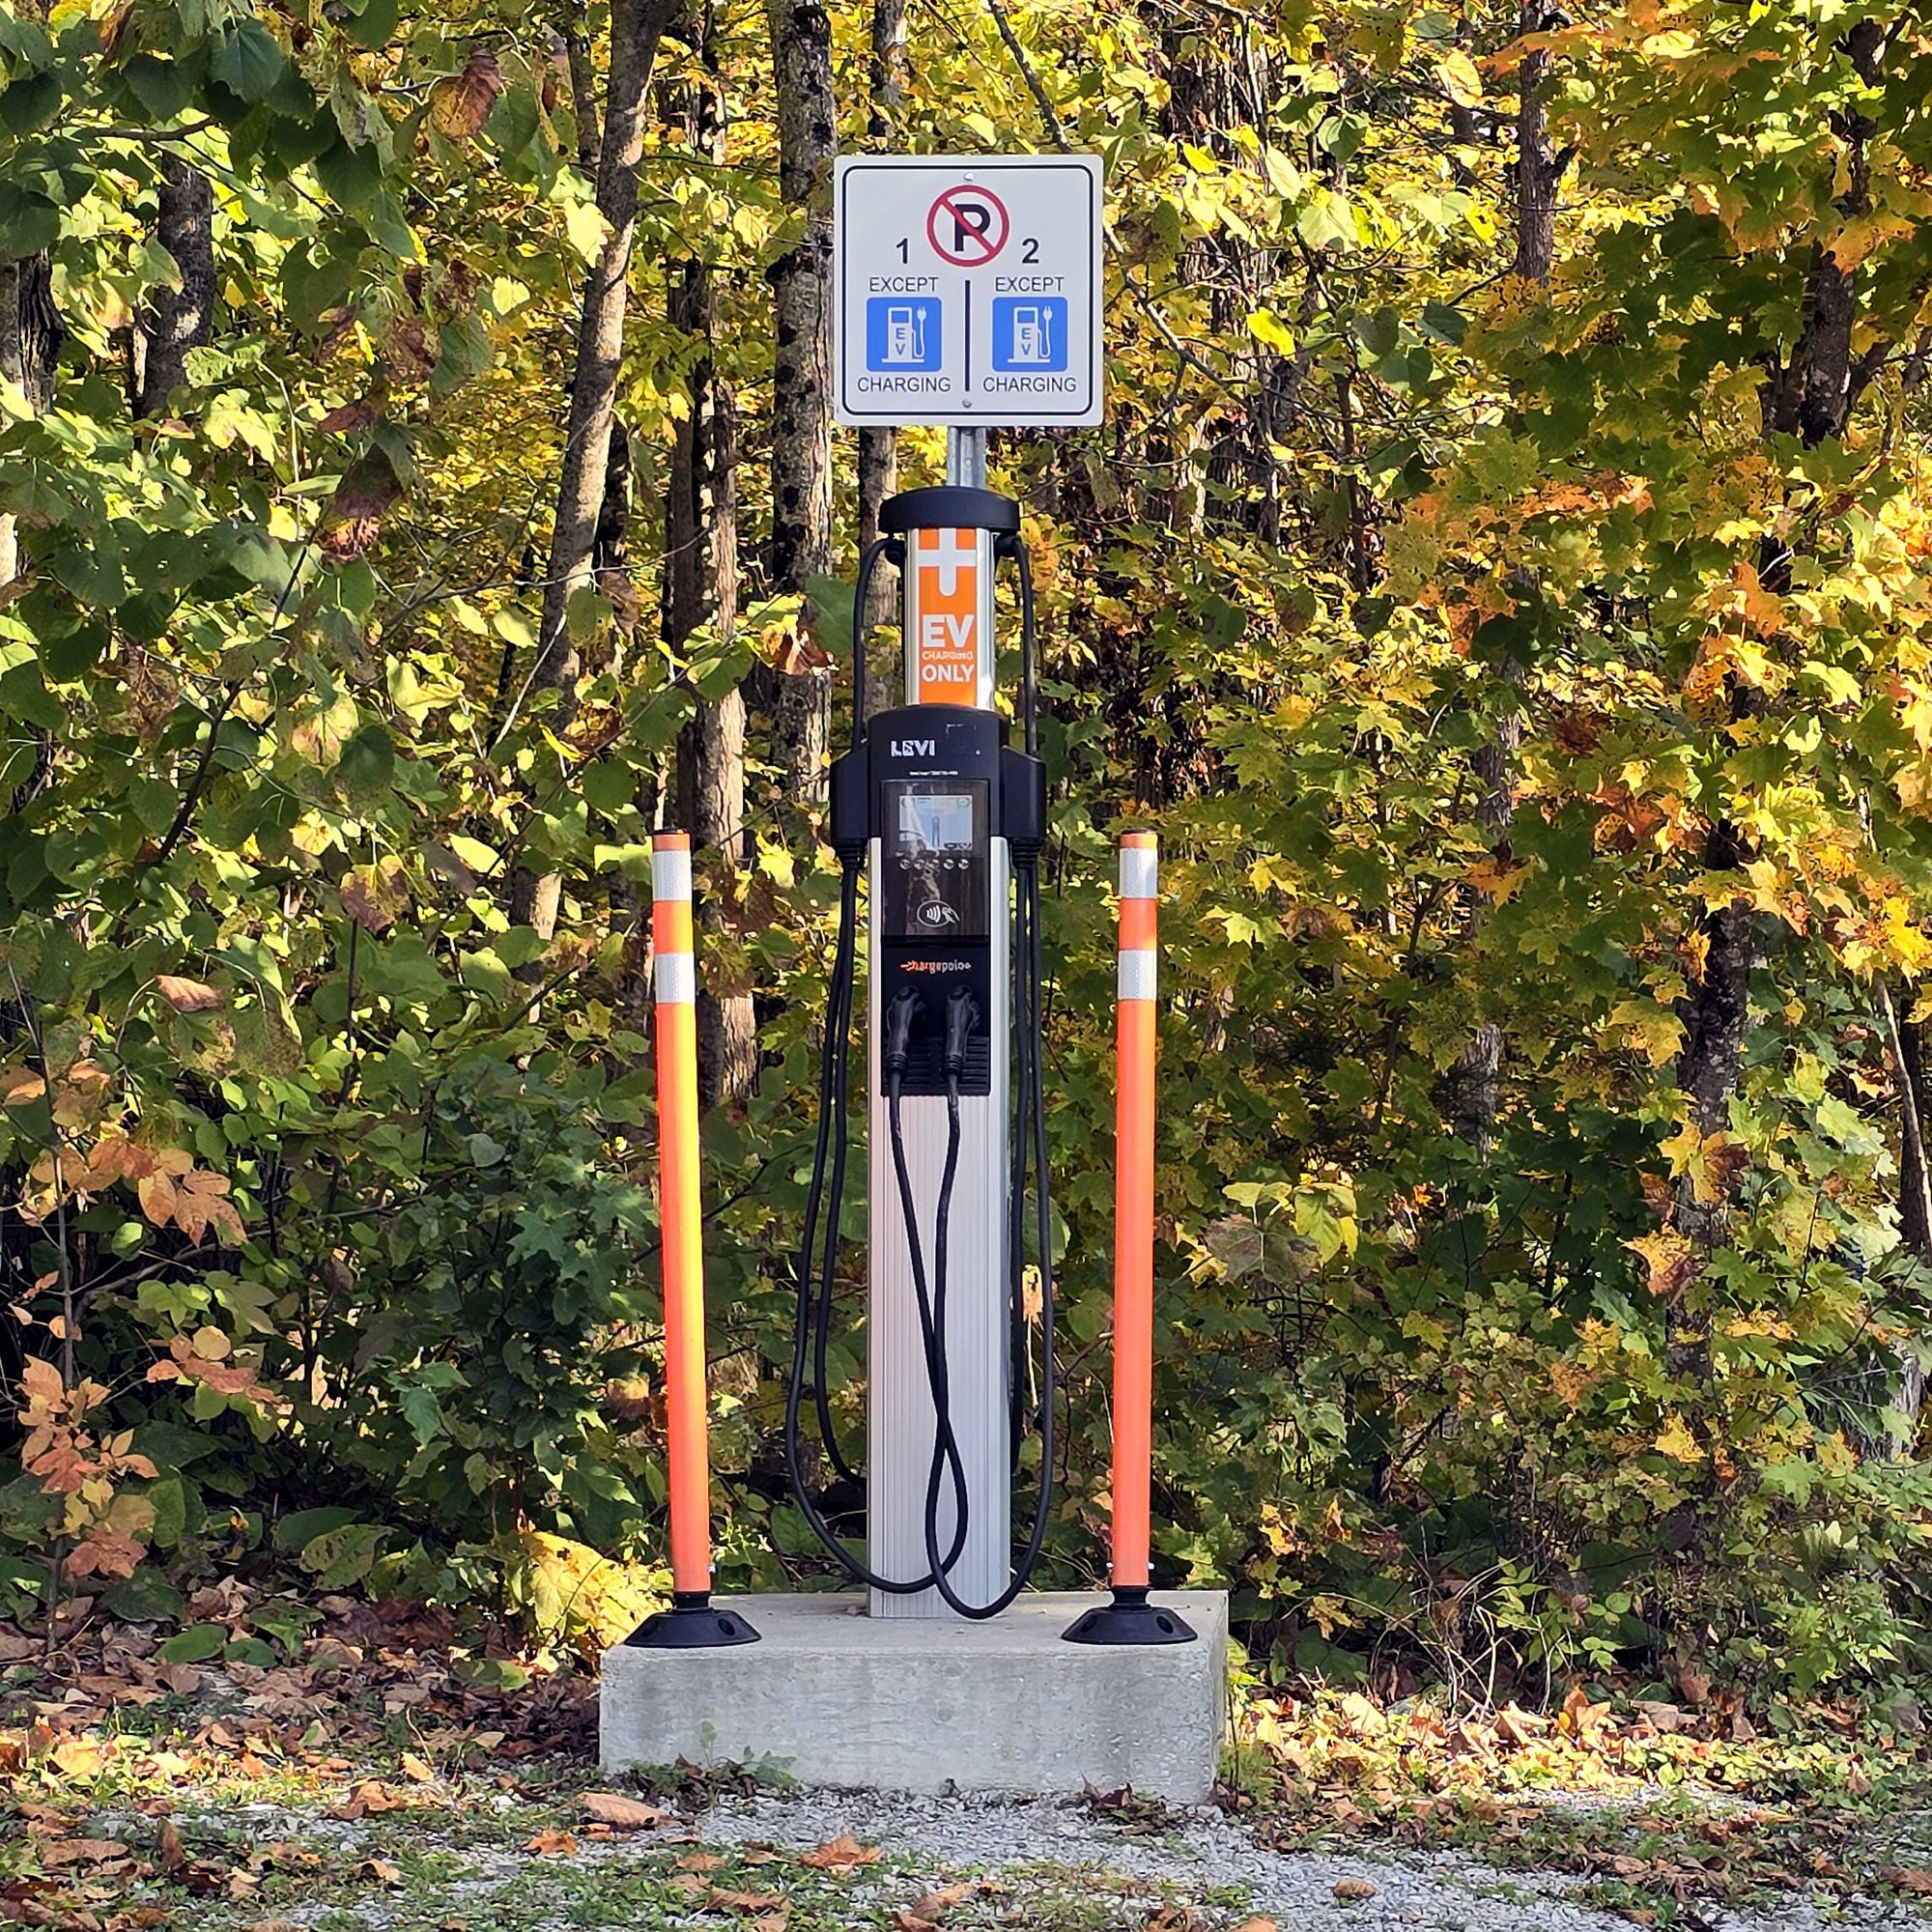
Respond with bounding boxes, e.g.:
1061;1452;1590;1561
602;153;1227;1799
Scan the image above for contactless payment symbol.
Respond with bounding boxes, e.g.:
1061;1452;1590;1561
991;297;1068;372
866;296;941;370
926;185;1009;267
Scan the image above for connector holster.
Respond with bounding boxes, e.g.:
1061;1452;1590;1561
830;746;868;866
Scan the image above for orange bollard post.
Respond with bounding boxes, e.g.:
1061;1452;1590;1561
624;833;759;1650
1064;833;1195;1645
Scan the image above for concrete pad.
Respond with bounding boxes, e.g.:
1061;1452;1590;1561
600;1591;1227;1804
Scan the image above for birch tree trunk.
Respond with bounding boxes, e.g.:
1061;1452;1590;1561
510;0;680;933
765;0;836;804
668;0;757;1108
133;155;215;417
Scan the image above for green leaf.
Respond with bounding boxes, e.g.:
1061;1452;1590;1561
333;721;394;795
0;184;60;258
122;53;196;122
0;70;61;135
157;1622;228;1663
342;0;401;50
299;1521;386;1588
272;1504;361;1552
582;758;637;814
212;20;287;102
102;1568;185;1622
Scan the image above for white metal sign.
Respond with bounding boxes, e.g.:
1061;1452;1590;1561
833;155;1104;430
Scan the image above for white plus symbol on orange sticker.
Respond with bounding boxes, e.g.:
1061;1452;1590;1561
916;528;978;596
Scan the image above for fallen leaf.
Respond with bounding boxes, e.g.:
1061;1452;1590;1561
1333;1878;1377;1901
1230;1920;1277;1932
158;1821;185;1874
679;1852;727;1871
526;1830;578;1857
1883;1866;1932;1894
800;1833;881;1872
355;1858;402;1885
42;1838;129;1866
708;1888;786;1914
400;1751;437;1784
582;1790;668;1830
903;1885;979;1923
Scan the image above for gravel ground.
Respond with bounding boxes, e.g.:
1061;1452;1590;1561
696;1786;1926;1932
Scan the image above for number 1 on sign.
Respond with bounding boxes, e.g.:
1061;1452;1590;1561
896;238;908;262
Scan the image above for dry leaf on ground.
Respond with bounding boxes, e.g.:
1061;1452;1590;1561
1333;1877;1378;1900
42;1837;128;1865
526;1829;578;1857
708;1887;786;1913
901;1883;980;1924
582;1790;668;1829
1230;1920;1278;1932
800;1833;881;1872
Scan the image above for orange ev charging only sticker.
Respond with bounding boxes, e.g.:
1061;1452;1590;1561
908;527;989;707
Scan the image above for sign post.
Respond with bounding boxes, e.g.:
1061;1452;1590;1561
833;155;1104;432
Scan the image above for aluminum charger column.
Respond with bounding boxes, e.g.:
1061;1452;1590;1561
867;431;1012;1618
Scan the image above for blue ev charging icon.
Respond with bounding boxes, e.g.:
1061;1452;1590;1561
867;297;942;371
991;297;1069;372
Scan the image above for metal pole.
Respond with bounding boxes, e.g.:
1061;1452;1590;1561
947;426;987;488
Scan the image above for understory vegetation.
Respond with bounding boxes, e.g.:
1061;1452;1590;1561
2;0;1932;1712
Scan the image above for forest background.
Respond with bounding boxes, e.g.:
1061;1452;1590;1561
0;0;1929;1708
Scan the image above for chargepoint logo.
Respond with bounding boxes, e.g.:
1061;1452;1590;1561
915;900;961;930
901;957;971;974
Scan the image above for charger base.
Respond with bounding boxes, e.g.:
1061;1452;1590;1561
622;1595;761;1649
1061;1585;1197;1646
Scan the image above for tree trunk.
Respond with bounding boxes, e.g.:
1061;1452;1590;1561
561;17;602;172
1511;2;1574;284
667;1;757;1109
0;249;62;585
1447;1;1564;1153
765;0;836;807
1448;666;1524;1155
510;0;680;933
1664;15;1893;1337
134;154;215;417
853;0;906;718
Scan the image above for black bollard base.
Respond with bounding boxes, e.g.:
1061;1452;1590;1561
1061;1584;1197;1645
623;1591;761;1649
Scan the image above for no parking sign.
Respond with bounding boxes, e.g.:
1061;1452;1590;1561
833;155;1104;429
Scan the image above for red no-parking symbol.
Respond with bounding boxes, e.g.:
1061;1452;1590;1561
927;185;1010;267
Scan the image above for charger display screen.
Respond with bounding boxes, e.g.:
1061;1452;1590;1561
898;790;975;854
